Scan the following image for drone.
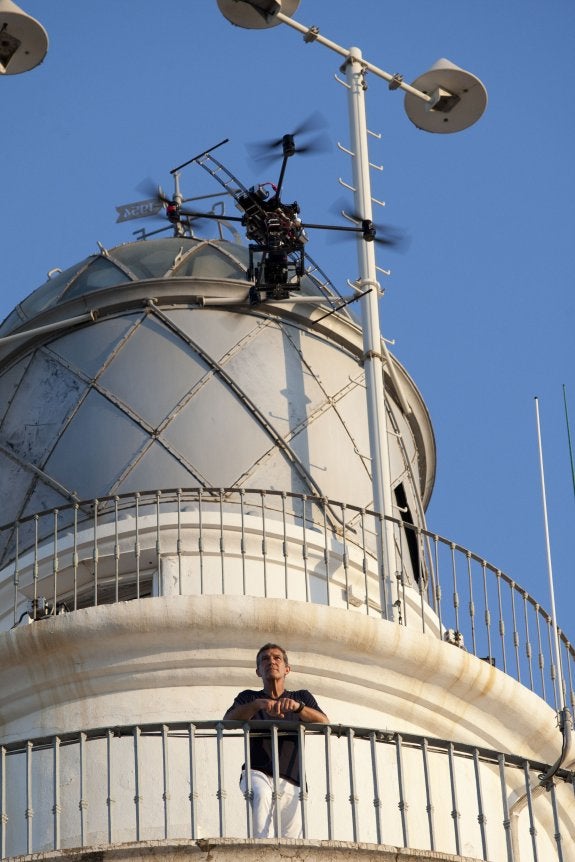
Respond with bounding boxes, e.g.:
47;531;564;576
116;121;404;304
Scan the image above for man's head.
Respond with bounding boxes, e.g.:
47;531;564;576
256;643;290;683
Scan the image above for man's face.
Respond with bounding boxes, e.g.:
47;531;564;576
256;647;290;683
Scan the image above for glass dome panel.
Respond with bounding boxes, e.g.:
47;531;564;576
62;257;132;301
0;308;25;336
19;258;94;320
110;239;202;280
173;244;247;279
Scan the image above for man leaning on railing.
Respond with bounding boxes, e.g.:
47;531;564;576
224;642;329;838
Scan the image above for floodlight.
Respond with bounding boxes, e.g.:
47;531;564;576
217;0;300;29
0;0;47;75
404;58;487;133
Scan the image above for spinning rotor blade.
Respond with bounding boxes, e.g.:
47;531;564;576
329;200;409;250
254;111;328;150
115;179;168;224
361;219;407;249
135;177;170;206
283;110;328;141
129;182;224;227
135;180;234;215
247;111;330;163
121;164;239;232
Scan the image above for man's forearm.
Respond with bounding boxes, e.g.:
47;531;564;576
224;702;262;720
299;704;329;724
224;698;329;723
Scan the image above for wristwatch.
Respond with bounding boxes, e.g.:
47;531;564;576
295;701;305;713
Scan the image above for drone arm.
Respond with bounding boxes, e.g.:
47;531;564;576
274;152;290;201
302;221;376;241
302;221;363;232
179;209;244;223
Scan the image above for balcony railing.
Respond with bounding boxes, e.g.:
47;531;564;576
1;488;573;714
0;720;572;861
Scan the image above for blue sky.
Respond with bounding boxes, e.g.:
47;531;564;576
1;1;574;634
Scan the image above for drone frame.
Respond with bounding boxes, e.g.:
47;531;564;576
122;135;392;303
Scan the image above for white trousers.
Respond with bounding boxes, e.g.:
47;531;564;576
240;769;302;838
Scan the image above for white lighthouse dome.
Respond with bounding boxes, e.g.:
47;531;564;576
0;236;435;568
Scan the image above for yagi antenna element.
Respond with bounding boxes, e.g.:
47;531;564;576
217;0;300;29
0;0;48;75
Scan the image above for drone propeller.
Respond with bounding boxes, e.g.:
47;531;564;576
247;111;331;164
360;218;406;249
136;177;171;207
328;200;409;250
133;180;241;229
276;111;328;142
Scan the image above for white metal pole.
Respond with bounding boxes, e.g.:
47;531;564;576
259;13;398;611
344;47;396;610
274;12;432;104
0;312;94;347
534;396;565;712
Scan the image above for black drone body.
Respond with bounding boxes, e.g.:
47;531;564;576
237;183;307;301
119;127;405;304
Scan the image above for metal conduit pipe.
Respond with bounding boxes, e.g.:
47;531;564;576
539;707;574;789
199;294;341;307
199;293;250;305
0;311;95;346
509;707;574;861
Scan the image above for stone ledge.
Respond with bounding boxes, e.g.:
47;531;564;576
3;838;485;862
0;594;559;764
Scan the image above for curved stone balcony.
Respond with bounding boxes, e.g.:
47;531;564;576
0;719;572;862
0;488;573;716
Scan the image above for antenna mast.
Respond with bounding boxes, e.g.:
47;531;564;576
215;0;488;618
562;384;575;508
534;396;565;713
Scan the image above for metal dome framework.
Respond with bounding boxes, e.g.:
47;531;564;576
0;238;435;573
0;237;349;339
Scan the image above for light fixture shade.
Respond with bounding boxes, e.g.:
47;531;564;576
0;0;48;75
404;58;487;134
216;0;300;29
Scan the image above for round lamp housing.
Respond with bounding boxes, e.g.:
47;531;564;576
404;58;487;134
217;0;300;29
0;0;48;75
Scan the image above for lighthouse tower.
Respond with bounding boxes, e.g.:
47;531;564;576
0;4;574;862
0;233;573;860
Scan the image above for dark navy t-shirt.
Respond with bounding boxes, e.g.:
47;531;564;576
227;688;325;786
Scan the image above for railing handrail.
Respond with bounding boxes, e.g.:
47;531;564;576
0;717;572;861
0;486;571;639
0;486;558;607
1;487;573;714
2;718;571;783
